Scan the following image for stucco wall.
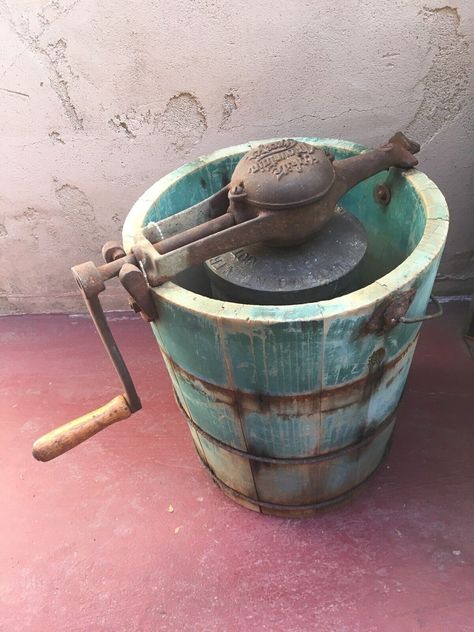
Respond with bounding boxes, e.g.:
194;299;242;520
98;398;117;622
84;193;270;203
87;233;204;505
0;0;473;313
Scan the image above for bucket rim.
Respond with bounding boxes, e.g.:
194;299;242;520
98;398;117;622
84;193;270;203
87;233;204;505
123;137;449;323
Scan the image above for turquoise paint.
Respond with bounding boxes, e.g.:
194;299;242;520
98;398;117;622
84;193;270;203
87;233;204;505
197;434;257;501
151;300;226;385
222;318;325;395
123;138;449;515
318;402;369;453
367;344;416;428
242;410;321;459
172;371;247;451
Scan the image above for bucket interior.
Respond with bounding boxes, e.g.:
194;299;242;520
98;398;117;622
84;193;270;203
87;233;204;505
139;142;427;303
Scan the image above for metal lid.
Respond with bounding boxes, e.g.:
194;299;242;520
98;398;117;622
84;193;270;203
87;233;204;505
205;208;367;305
230;139;335;209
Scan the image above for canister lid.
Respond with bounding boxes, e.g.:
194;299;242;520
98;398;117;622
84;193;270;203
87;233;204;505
230;139;335;209
205;208;367;305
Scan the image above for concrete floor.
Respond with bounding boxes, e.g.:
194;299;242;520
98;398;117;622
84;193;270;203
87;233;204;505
0;301;473;632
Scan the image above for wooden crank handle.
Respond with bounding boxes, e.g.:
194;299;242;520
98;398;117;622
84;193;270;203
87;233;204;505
32;395;132;462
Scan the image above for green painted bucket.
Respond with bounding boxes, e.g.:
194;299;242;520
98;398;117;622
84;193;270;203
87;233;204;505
123;138;449;517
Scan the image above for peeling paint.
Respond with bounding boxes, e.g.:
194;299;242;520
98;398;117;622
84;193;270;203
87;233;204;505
158;92;207;152
406;6;470;145
55;184;95;223
220;90;239;129
108;96;208;148
107;109;157;138
24;207;40;222
36;0;81;31
17;206;57;242
108;110;150;138
108;115;136;139
2;7;84;130
43;38;83;130
49;130;64;144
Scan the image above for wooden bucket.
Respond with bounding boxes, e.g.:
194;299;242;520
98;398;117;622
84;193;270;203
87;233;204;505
123;138;448;516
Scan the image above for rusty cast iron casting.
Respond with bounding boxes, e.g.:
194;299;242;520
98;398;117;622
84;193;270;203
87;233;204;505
32;132;422;462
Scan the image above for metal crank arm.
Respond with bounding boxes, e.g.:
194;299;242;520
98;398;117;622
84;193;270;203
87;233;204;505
134;214;276;286
32;262;142;461
142;184;230;242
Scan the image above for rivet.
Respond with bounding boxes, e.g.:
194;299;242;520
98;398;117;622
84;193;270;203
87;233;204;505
374;184;391;206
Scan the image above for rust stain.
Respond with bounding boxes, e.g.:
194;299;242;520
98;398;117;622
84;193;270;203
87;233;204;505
181;394;396;465
160;334;418;416
187;407;396;516
363;346;386;401
361;289;417;336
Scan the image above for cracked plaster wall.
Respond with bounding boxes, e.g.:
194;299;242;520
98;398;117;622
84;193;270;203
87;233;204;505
0;0;473;313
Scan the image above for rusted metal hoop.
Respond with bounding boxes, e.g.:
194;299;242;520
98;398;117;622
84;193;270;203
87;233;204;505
195;443;392;513
176;390;395;465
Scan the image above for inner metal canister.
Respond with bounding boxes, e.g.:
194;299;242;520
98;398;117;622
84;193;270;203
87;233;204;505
205;207;367;305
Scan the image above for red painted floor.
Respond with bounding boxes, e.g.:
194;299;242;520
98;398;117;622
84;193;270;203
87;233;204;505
0;301;473;632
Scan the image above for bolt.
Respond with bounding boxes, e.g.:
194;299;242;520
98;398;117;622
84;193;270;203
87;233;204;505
129;299;141;314
374;184;391;206
324;149;335;162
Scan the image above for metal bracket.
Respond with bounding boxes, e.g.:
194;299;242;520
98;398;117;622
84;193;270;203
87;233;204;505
364;291;443;335
72;261;142;413
374;183;391;206
364;289;416;334
119;263;158;322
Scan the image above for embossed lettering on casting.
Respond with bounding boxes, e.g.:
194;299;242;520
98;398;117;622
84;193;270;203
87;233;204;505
246;140;318;180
